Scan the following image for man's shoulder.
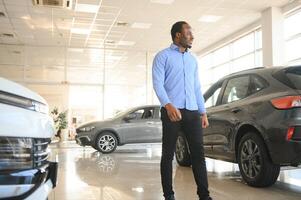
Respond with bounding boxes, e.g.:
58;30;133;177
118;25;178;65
154;47;171;59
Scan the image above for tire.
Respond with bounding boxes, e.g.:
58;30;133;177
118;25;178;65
95;132;118;154
237;132;280;187
175;134;191;167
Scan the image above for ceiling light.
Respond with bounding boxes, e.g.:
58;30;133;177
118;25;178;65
75;3;99;13
117;41;135;46
71;28;90;34
21;15;31;20
68;48;84;53
116;21;129;27
105;40;116;44
150;0;174;4
198;15;222;23
131;22;152;29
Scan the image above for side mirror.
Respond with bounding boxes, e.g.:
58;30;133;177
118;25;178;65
124;113;136;121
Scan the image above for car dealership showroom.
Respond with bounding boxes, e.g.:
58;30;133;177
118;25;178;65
1;0;301;199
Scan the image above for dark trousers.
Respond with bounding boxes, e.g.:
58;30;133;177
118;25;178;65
160;107;209;199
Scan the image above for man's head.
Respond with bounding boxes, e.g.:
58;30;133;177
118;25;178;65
171;21;194;49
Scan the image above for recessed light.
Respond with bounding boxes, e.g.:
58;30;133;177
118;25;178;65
21;15;31;20
131;22;152;29
116;21;129;27
117;41;135;46
150;0;174;4
71;28;90;34
75;3;99;13
198;15;222;23
68;48;84;53
105;40;115;44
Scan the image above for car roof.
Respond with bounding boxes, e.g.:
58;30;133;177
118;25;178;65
220;66;295;81
130;105;161;110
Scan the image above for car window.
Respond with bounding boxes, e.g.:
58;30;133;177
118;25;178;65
273;66;301;90
222;76;250;104
205;87;222;108
250;75;266;95
131;108;154;120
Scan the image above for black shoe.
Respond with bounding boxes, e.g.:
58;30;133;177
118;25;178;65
165;194;175;200
199;197;212;200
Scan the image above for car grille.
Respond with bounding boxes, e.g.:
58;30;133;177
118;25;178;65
0;137;51;170
33;138;51;167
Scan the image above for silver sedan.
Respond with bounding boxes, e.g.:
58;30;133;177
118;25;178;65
75;105;162;153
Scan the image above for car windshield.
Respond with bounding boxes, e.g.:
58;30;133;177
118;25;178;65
113;108;134;118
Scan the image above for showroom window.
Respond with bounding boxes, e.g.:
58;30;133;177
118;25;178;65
284;9;301;65
198;29;262;92
0;45;152;121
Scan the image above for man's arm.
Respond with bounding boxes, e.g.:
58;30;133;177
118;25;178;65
152;52;171;107
152;52;181;122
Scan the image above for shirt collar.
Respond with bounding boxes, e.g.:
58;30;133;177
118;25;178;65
170;43;189;53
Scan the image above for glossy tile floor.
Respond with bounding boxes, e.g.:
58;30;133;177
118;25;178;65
48;141;301;200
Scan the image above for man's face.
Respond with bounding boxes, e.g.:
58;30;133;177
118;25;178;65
178;23;194;49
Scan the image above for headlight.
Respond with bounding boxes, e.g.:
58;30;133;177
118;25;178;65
0;91;48;114
79;126;95;132
0;137;51;171
32;101;49;114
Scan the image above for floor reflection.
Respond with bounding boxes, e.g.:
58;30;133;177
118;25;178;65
48;141;301;200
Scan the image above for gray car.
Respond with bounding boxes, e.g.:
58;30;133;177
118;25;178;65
75;105;162;153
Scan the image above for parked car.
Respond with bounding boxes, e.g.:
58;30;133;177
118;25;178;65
75;105;161;153
0;77;58;200
176;65;301;187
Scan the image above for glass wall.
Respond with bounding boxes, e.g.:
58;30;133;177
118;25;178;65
0;44;156;124
284;9;301;65
198;29;262;93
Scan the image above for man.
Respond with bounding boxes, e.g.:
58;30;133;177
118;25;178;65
152;21;212;200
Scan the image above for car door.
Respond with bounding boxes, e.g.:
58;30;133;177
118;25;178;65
119;107;158;143
209;75;252;161
203;80;225;154
153;107;163;142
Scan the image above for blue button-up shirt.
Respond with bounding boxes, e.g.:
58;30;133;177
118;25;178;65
152;43;206;114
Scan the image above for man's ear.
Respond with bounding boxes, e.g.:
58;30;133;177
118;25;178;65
175;32;181;40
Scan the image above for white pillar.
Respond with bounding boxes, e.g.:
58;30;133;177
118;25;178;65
261;7;285;67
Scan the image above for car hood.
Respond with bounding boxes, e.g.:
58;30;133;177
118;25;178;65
0;77;47;104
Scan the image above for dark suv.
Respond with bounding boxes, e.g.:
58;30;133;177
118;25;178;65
175;66;301;187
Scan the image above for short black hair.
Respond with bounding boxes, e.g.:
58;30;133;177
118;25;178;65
171;21;188;41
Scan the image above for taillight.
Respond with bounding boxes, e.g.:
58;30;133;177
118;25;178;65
271;96;301;109
286;127;295;140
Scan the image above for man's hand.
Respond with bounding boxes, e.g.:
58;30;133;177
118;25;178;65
201;113;209;128
165;103;182;122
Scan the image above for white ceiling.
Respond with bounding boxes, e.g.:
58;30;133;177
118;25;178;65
0;0;292;53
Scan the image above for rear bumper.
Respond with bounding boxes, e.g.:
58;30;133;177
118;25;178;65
266;126;301;166
0;161;58;200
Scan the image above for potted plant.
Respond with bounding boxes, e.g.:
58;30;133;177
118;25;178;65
51;107;68;141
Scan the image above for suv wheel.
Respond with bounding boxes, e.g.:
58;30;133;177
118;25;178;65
95;132;117;154
175;134;191;167
238;132;280;187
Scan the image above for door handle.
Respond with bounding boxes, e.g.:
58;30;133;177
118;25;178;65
147;121;154;124
231;107;241;113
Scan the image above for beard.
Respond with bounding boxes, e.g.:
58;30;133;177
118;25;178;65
180;38;192;49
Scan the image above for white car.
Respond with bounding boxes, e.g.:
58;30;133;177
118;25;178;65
0;77;57;200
